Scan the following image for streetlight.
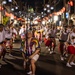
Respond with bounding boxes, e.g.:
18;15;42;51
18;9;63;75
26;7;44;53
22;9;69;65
74;0;75;14
44;4;51;14
11;8;14;11
44;8;47;11
8;0;12;2
15;6;18;9
2;0;7;5
51;7;54;10
46;4;50;8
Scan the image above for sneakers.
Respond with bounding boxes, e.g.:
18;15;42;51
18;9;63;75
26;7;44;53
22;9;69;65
50;51;53;54
27;71;32;74
48;49;50;51
46;46;48;49
66;63;72;67
9;54;13;56
27;71;35;75
70;62;75;66
60;57;64;61
50;50;54;54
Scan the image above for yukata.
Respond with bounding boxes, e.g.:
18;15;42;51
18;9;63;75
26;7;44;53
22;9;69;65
25;38;40;61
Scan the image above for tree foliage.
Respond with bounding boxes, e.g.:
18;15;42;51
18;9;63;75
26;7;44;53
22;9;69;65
3;16;9;25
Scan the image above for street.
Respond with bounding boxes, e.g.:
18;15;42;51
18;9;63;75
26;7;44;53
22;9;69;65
0;40;75;75
0;0;75;75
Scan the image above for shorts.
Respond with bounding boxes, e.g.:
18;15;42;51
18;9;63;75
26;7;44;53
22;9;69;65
67;46;75;54
44;38;52;46
32;54;39;61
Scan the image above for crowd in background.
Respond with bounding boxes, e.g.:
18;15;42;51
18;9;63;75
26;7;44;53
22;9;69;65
0;21;75;75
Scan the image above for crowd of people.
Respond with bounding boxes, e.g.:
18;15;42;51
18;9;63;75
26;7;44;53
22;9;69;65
0;21;75;75
0;23;18;64
0;23;41;75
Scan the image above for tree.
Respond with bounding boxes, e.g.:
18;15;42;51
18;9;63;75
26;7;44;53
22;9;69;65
3;16;9;25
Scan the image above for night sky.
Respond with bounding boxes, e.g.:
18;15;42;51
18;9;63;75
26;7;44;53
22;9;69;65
22;0;64;11
16;0;70;12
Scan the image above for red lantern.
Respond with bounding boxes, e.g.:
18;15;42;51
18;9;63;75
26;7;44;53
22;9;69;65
68;0;73;6
70;1;73;6
0;6;3;10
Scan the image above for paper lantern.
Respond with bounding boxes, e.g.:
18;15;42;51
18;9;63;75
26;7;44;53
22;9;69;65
0;6;3;10
70;1;73;6
68;0;73;6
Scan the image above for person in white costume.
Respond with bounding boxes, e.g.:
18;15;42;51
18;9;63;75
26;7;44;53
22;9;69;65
0;24;6;68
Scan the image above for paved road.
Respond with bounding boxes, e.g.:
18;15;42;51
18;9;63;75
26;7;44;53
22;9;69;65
0;40;75;75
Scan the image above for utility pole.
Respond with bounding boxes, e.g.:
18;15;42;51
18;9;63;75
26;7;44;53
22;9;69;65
44;0;45;6
74;0;75;15
35;1;38;13
48;0;51;4
0;0;3;24
63;0;66;25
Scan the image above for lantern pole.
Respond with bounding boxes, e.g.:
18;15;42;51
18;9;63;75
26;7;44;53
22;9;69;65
74;0;75;14
63;0;66;25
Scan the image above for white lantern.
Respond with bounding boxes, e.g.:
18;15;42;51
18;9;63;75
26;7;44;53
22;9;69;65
8;0;12;2
2;1;7;5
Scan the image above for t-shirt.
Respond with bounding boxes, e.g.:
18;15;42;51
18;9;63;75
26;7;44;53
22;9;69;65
19;28;26;39
5;29;12;39
19;28;26;35
70;32;75;44
0;30;5;43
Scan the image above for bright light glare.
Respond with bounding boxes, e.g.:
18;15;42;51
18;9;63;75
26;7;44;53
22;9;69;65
51;7;54;10
2;1;7;5
11;8;14;11
59;21;61;25
47;9;50;13
15;6;18;9
13;20;17;24
10;16;14;20
54;16;58;21
41;12;44;14
48;19;51;22
8;0;12;2
42;21;45;25
33;21;38;24
46;4;50;8
44;8;47;11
